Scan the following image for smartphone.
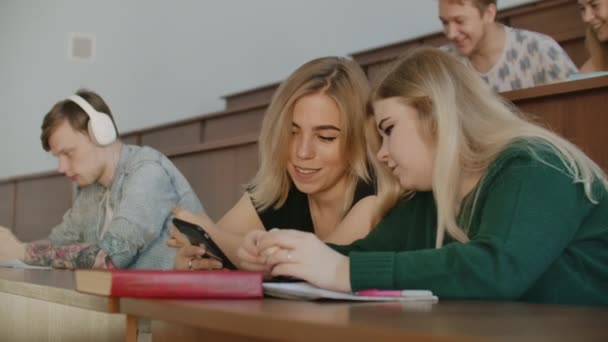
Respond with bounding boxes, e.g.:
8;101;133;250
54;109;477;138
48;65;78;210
172;218;237;270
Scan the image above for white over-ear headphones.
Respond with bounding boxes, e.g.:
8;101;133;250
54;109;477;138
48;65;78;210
67;94;117;146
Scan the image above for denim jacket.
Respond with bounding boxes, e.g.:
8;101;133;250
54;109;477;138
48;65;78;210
47;144;203;269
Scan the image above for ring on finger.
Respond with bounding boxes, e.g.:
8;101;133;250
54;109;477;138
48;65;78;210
188;258;194;270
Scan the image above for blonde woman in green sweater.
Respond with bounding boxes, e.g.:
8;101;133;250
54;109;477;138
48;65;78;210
239;47;608;306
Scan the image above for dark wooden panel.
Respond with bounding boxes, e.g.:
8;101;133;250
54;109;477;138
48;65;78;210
516;88;608;172
353;34;447;76
421;33;449;47
233;144;259;201
571;91;608;169
141;122;201;151
171;143;258;221
120;134;140;146
352;40;421;68
223;83;279;112
509;1;581;38
0;183;15;228
562;38;588;68
202;108;265;143
14;176;72;241
366;60;397;86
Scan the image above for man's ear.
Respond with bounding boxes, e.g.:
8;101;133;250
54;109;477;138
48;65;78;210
482;3;497;23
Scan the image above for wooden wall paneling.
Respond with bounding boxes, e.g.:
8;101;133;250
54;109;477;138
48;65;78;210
420;33;449;47
172;150;239;221
352;41;421;70
570;90;608;171
515;89;608;172
0;183;15;228
562;38;588;68
366;60;397;86
168;141;261;222
199;120;206;143
223;83;279;112
508;1;581;38
140;121;201;152
518;96;577;140
359;32;445;81
14;176;72;241
120;134;140;146
232;144;260;201
202;107;265;143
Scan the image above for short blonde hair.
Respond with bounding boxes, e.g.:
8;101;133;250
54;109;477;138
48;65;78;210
248;57;371;217
369;47;608;247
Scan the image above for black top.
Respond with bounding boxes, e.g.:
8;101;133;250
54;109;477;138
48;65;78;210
256;181;375;232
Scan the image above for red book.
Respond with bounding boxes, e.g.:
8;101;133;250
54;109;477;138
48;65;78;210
74;269;263;299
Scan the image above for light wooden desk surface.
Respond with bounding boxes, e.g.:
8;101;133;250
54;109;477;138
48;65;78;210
0;268;118;312
0;268;132;342
1;269;607;342
121;296;608;342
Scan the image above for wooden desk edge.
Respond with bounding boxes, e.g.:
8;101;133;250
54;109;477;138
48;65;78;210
119;298;490;342
503;75;608;102
0;275;120;313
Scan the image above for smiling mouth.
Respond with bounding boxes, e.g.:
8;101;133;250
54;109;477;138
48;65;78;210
294;166;320;175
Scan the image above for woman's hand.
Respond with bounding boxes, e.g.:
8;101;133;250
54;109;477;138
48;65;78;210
236;230;272;273
258;229;352;292
167;226;189;248
170;209;224;270
167;207;213;248
173;243;223;271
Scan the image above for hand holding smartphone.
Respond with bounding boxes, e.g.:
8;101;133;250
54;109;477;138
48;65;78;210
172;218;237;270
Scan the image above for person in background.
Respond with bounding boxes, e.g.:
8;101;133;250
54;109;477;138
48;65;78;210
0;89;203;269
439;0;578;92
241;47;608;306
579;0;608;72
169;57;386;271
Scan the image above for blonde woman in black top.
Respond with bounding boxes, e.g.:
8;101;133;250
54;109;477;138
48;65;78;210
169;57;385;271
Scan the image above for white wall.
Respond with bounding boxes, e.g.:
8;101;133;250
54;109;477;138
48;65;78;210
0;0;533;179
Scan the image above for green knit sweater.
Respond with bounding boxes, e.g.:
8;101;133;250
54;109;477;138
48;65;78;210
332;142;608;306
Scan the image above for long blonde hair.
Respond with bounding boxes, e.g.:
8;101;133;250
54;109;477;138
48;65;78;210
248;57;372;217
585;27;608;71
369;46;608;247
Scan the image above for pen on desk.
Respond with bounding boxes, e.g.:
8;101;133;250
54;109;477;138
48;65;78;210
356;289;433;297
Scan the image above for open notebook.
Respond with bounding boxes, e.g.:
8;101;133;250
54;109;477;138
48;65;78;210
263;282;438;302
0;259;51;270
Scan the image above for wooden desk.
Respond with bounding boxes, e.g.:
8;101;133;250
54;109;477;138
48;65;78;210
505;75;608;172
120;297;608;342
0;269;134;342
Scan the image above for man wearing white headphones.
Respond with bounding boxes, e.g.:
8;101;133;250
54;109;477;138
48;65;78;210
0;89;203;269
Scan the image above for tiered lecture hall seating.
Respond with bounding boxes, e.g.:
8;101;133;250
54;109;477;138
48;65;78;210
0;0;603;249
2;1;608;341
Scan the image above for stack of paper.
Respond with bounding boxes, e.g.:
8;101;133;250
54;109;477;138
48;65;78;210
263;282;438;302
